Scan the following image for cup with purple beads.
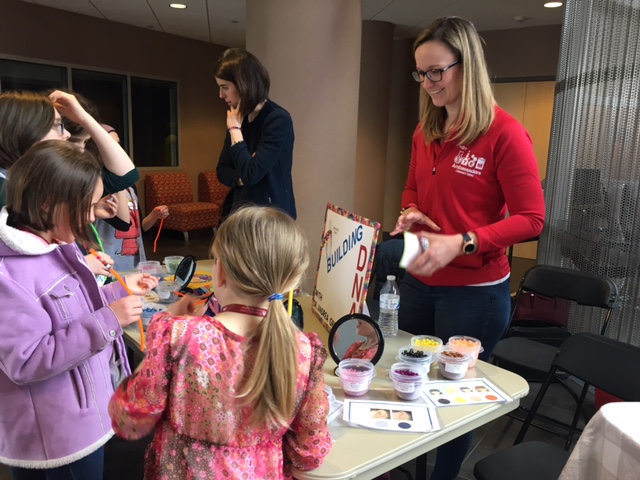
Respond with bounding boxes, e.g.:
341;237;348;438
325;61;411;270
389;362;428;400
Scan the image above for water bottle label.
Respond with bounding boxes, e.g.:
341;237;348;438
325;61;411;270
380;294;400;310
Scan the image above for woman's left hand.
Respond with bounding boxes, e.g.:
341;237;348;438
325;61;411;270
407;232;463;277
125;273;160;295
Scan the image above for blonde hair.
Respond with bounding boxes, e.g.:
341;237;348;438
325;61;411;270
212;206;309;428
414;17;495;146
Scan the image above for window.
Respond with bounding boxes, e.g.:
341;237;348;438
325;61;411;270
131;77;178;167
0;57;179;166
71;69;129;153
0;59;66;92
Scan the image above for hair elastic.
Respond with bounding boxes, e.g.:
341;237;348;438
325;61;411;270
268;293;283;302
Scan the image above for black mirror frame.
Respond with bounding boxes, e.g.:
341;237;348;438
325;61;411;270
327;313;385;366
175;255;197;292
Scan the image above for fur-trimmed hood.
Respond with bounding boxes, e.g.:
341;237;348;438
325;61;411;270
0;207;58;257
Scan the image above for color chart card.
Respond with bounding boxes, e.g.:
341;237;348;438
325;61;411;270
422;378;512;408
343;399;440;433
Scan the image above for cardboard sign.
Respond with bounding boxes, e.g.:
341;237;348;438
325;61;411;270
312;204;380;332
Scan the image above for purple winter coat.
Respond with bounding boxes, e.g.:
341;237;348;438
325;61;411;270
0;209;132;468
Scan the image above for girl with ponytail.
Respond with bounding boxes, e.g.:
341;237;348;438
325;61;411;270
109;206;332;479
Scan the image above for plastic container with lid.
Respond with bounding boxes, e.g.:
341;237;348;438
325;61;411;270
389;362;428;400
447;335;484;368
437;349;472;380
155;280;180;304
397;345;433;372
138;260;162;278
337;359;376;396
411;335;443;355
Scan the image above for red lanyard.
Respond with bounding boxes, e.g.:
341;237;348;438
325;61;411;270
220;304;268;318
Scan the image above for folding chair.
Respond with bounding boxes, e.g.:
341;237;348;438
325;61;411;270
491;265;617;440
474;333;640;480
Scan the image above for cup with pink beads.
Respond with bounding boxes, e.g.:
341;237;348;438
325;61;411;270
389;362;428;400
338;359;377;396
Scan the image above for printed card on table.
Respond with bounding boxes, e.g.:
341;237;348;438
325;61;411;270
343;399;440;433
422;378;512;408
312;204;381;332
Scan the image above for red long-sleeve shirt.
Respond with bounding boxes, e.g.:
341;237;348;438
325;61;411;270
402;106;545;286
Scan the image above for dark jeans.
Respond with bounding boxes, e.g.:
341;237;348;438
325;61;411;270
11;447;103;480
399;274;511;480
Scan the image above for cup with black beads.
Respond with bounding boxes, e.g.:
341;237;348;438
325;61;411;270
397;346;433;373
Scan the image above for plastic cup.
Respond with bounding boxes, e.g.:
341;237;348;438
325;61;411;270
390;362;428;400
411;335;443;356
437;349;472;380
137;260;162;277
155;280;180;304
447;335;484;368
164;255;184;275
397;345;433;373
338;359;376;396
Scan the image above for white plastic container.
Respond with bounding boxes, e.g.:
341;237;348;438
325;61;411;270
411;335;443;355
156;280;180;304
397;345;433;372
437;348;472;380
389;362;428;400
338;359;376;396
447;335;484;368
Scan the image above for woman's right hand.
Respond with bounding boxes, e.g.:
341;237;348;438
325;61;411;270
110;296;144;328
390;207;441;236
227;100;243;129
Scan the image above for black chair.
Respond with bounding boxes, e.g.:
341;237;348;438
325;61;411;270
492;265;618;442
474;333;640;480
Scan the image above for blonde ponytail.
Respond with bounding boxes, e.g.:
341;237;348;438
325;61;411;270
212;207;309;427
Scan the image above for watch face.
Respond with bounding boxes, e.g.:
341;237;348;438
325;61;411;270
464;243;476;253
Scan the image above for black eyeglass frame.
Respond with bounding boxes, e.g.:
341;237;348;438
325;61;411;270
52;120;66;135
412;60;461;83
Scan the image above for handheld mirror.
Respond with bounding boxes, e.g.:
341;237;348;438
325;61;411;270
174;255;196;292
328;313;384;374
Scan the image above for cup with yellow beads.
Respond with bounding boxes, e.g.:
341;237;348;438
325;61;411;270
411;335;443;359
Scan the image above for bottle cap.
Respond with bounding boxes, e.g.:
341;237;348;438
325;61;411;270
387;275;396;280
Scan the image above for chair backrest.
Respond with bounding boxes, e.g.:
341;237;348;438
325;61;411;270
519;265;618;309
553;333;640;402
145;172;194;214
198;171;230;208
511;265;618;335
515;332;640;445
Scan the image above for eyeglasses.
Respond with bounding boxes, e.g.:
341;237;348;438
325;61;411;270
52;121;65;135
412;60;460;83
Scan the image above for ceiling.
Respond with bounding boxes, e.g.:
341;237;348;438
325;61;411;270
20;0;565;48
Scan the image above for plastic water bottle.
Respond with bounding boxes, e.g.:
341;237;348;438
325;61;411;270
379;275;400;337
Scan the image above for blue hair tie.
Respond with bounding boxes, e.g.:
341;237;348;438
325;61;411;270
268;293;283;302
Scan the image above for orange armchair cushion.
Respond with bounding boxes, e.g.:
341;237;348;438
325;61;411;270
198;171;230;209
144;172;219;233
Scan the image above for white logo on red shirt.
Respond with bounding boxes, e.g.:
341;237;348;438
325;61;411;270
453;147;485;177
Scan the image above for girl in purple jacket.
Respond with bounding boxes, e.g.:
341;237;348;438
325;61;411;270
0;141;158;480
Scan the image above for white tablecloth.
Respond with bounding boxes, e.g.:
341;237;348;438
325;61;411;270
559;402;640;480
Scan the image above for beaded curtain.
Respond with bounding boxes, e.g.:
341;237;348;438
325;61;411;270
538;0;640;345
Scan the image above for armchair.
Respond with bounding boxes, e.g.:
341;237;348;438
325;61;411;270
144;172;219;242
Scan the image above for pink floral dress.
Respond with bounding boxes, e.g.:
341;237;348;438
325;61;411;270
343;341;378;360
108;313;332;479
